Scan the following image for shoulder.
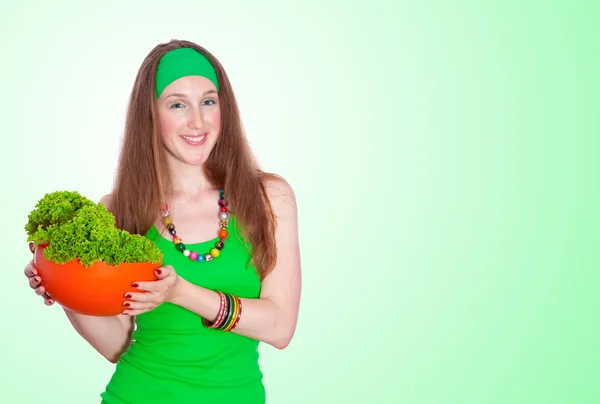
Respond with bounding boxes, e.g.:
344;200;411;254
261;174;297;218
98;193;114;212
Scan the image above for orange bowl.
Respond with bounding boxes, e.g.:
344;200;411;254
33;244;161;316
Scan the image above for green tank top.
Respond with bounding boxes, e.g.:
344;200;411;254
100;216;265;404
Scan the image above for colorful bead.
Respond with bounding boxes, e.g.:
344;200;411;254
167;223;175;231
210;248;220;258
219;229;229;239
204;254;212;262
169;228;176;236
197;255;205;262
162;210;169;217
174;237;182;244
219;211;229;221
163;216;172;226
221;238;226;243
221;220;228;228
220;207;227;212
176;243;185;252
218;198;228;207
216;241;224;250
183;249;191;257
190;251;199;260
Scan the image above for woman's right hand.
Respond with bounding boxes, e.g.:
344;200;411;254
24;260;54;306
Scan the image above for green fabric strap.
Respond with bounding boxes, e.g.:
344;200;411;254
155;48;219;98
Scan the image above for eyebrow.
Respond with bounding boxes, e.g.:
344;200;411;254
165;90;217;99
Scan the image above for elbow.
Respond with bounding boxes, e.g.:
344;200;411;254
271;328;296;350
104;351;125;364
265;303;298;350
273;339;291;350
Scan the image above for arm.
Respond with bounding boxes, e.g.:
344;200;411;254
63;310;134;363
174;178;302;349
26;258;134;363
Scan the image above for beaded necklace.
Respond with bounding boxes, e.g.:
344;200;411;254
161;189;229;262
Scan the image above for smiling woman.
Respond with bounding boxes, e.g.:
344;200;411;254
23;39;302;404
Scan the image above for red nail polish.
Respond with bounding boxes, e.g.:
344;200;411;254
125;293;132;298
156;269;162;275
132;283;139;288
124;302;130;306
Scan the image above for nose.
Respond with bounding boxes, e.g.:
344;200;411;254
188;106;204;129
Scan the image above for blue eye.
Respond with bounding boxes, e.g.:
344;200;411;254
170;102;185;109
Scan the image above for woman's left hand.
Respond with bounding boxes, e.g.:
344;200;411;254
122;265;180;316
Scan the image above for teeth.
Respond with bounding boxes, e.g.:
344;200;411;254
183;135;205;143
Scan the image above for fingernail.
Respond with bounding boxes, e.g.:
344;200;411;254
132;283;139;288
156;269;162;275
124;293;132;298
123;302;130;307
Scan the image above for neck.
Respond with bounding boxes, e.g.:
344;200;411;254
166;159;215;201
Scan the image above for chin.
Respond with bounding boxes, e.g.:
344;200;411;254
184;154;210;166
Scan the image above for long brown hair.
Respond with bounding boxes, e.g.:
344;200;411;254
111;39;277;280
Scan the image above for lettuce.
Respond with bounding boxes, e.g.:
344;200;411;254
25;191;162;267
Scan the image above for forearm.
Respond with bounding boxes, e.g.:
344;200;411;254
63;308;133;363
171;278;291;349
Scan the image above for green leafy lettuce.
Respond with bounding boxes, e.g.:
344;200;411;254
25;191;162;267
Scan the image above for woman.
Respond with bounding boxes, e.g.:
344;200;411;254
23;39;302;403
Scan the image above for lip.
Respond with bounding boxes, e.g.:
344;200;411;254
181;133;208;146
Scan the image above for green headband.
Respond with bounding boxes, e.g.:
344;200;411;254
155;48;219;98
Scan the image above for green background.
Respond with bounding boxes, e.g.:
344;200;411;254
1;1;598;403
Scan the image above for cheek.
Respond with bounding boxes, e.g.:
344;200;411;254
158;115;180;141
208;109;221;131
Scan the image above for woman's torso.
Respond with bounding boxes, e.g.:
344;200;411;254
100;206;265;404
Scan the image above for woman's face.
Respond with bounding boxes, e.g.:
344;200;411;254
156;75;221;167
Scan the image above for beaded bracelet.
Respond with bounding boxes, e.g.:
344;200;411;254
202;292;242;332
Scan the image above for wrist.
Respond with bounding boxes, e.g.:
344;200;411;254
169;275;188;305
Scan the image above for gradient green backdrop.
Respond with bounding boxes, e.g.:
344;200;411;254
1;1;598;403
